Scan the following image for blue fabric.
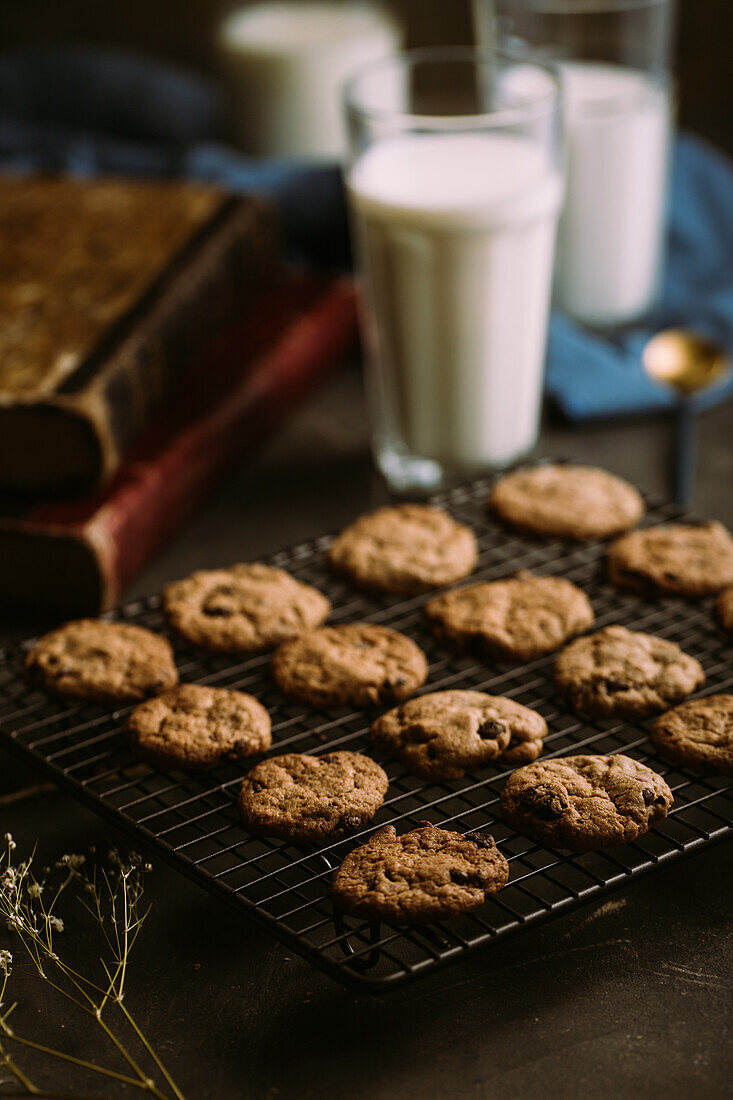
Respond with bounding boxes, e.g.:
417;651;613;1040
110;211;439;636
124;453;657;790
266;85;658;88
546;135;733;419
1;46;732;420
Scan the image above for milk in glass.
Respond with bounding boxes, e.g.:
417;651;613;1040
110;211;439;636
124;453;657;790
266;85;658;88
556;62;671;327
347;133;563;477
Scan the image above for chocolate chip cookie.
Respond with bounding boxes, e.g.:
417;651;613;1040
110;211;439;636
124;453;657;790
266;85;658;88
607;521;733;598
554;625;705;718
716;586;733;635
127;683;271;770
331;824;509;924
501;754;673;851
424;571;594;662
162;564;330;653
651;695;733;777
329;504;478;595
489;464;644;541
238;751;389;843
370;690;547;779
272;624;428;707
25;619;178;704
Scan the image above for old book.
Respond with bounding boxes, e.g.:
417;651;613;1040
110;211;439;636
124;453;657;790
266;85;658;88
0;273;358;613
0;175;276;492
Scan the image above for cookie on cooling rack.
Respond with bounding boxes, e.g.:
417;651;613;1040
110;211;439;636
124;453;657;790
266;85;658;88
501;754;673;852
370;690;547;780
238;751;388;843
607;521;733;598
25;619;178;704
424;571;594;662
331;824;509;924
328;503;478;595
271;624;428;708
554;625;705;719
717;586;733;635
127;683;271;770
162;563;330;653
651;695;733;778
488;464;644;541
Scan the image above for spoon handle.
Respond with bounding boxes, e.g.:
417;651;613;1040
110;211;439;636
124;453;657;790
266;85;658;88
675;399;696;507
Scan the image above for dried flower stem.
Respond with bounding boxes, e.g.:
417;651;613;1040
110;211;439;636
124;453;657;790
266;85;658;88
0;837;186;1100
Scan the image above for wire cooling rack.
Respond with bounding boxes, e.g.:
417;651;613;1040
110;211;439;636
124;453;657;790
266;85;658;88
0;472;731;991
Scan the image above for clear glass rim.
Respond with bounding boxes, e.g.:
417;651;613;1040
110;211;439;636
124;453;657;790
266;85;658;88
343;46;563;131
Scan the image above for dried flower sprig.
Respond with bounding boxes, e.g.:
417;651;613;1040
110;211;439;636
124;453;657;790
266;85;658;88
0;834;186;1099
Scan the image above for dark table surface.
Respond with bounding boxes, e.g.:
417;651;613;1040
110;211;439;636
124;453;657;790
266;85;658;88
0;365;731;1099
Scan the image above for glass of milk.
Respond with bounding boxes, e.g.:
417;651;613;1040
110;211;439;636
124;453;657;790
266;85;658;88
343;47;564;493
480;0;677;330
218;2;403;159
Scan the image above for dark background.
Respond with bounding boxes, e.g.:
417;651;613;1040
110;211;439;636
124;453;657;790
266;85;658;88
1;0;732;155
0;2;730;1096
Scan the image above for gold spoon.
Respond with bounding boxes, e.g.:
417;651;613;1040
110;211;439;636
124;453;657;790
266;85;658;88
642;328;730;505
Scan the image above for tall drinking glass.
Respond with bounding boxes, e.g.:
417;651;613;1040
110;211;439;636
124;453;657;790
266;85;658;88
343;48;564;494
479;0;677;329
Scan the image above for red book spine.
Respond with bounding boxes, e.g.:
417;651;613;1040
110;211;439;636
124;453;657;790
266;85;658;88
2;274;358;612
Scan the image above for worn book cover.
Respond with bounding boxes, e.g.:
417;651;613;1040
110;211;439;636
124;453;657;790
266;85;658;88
0;273;359;613
0;175;276;492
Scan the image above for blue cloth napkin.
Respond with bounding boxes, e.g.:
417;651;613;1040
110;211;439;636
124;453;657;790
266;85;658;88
2;45;732;420
546;135;733;418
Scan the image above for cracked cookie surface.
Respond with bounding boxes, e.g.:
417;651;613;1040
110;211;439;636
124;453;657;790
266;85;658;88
272;624;428;707
651;694;733;777
332;824;509;924
25;619;178;704
127;683;271;769
371;690;547;779
607;522;733;598
554;625;705;718
425;571;594;661
489;464;644;541
162;564;330;653
501;754;673;851
329;504;478;594
238;751;388;842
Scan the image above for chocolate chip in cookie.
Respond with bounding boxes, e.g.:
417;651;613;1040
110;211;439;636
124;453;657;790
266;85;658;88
162;564;330;653
424;571;594;662
271;624;428;708
329;504;478;595
371;690;547;779
239;751;388;843
489;464;644;541
25;619;178;704
127;683;271;770
331;824;509;924
651;694;733;777
501;754;673;851
554;625;705;718
607;522;733;598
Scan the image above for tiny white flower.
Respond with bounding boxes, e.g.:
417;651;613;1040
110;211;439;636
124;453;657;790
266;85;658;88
143;863;153;873
1;868;16;889
4;834;12;844
47;916;64;933
0;949;12;974
27;883;43;898
57;854;85;871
